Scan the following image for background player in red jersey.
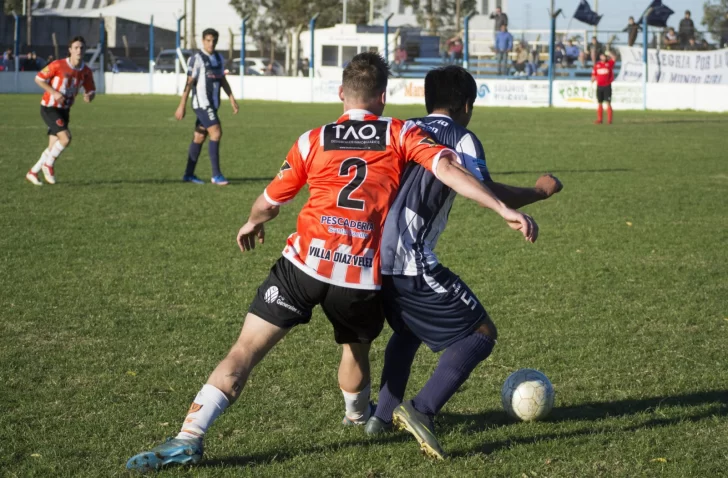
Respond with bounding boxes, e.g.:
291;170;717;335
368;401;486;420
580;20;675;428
25;36;95;185
592;51;615;125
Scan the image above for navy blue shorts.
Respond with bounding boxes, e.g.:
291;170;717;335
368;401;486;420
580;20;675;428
194;107;220;130
381;266;489;352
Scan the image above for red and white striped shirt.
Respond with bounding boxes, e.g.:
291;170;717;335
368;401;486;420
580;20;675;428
264;110;452;290
37;58;95;109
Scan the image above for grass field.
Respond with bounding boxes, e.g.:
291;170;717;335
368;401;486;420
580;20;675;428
1;94;727;477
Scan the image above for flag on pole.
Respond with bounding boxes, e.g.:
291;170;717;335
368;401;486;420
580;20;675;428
573;0;603;26
637;0;674;28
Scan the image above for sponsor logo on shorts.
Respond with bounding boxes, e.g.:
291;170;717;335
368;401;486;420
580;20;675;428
264;285;303;315
56;119;65;127
264;286;279;304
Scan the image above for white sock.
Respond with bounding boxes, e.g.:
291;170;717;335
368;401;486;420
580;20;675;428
44;142;66;167
175;384;230;440
342;383;371;423
31;149;51;173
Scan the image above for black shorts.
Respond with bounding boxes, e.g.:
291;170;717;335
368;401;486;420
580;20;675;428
40;106;70;136
381;266;490;352
193;107;220;130
249;257;384;344
596;85;612;103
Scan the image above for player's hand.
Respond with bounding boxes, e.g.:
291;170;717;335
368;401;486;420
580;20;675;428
230;98;239;115
84;92;95;103
501;208;538;243
535;174;563;198
175;105;186;121
237;222;265;252
52;90;65;106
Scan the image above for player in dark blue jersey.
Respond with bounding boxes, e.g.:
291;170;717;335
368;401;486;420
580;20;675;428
367;66;563;459
175;28;239;185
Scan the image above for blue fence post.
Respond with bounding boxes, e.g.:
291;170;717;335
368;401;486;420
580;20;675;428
309;13;319;79
240;15;249;99
149;16;154;94
463;11;475;70
175;15;185;94
548;11;557;107
99;17;105;91
384;13;394;63
642;13;648;111
12;11;19;91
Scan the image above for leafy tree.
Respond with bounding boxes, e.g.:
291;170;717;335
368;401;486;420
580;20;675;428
702;0;728;41
230;0;382;54
3;0;24;14
403;0;477;35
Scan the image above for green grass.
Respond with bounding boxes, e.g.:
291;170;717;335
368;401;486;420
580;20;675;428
1;95;727;477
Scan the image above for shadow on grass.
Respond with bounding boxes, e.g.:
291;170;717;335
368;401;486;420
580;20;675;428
61;177;272;186
180;391;727;469
493;168;632;176
197;433;412;469
441;389;728;457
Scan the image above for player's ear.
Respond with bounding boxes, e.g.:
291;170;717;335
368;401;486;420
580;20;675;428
379;89;387;106
338;85;345;102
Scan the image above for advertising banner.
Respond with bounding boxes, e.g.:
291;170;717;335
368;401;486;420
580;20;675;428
617;46;728;85
552;81;644;109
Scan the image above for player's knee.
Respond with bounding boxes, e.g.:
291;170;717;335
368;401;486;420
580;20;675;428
474;317;498;342
58;134;71;147
209;128;222;141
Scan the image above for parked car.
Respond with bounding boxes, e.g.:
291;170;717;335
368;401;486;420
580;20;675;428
225;58;262;76
83;49;144;73
154;49;194;73
237;57;284;76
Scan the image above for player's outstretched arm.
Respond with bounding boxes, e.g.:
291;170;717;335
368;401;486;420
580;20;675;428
485;174;562;209
175;76;195;121
35;77;64;106
237;194;280;252
435;153;538;243
220;76;239;115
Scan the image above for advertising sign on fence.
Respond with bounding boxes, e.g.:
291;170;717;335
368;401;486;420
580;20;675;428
617;46;728;85
552;80;644;109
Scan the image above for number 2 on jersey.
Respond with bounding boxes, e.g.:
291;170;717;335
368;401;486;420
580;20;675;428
337;157;367;210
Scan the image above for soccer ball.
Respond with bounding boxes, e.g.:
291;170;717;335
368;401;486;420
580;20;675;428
501;368;555;421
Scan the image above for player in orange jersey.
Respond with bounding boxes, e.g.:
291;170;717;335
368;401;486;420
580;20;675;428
126;52;537;473
25;36;95;186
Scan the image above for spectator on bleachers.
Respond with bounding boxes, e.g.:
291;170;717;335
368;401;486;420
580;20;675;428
393;44;408;76
1;49;13;71
554;43;566;66
685;37;699;51
720;12;728;48
623;16;642;47
495;24;513;75
678;10;695;48
529;44;540;75
587;36;601;65
564;40;583;67
512;42;530;76
23;51;42;71
46;55;55;65
443;35;463;64
664;28;679;50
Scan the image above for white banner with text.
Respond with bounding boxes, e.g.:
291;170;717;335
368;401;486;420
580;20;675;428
617;46;728;85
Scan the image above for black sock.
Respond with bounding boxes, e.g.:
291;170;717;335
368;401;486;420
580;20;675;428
209;140;221;177
412;333;495;416
374;331;422;423
185;142;202;177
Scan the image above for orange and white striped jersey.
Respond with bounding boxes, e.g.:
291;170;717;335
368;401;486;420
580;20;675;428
264;109;454;290
36;59;95;109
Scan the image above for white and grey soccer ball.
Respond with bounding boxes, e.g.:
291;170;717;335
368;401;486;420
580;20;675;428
501;368;555;421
